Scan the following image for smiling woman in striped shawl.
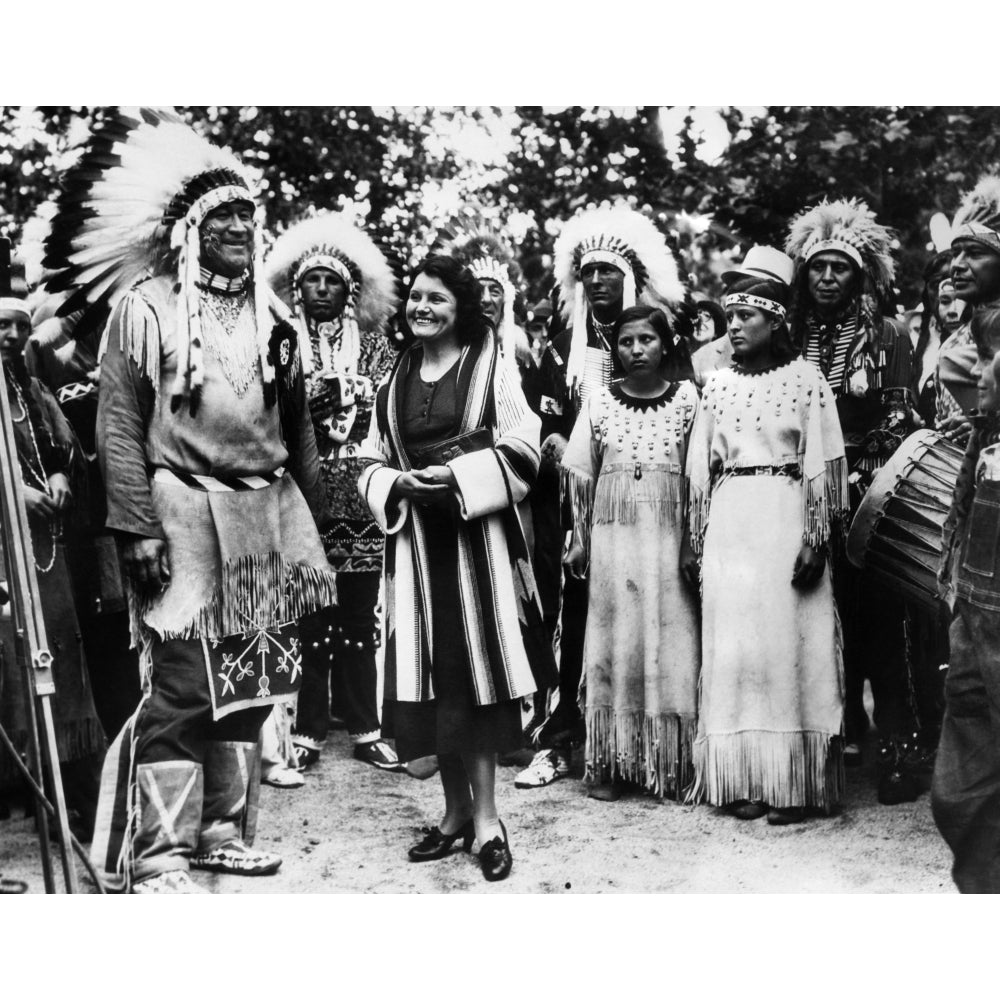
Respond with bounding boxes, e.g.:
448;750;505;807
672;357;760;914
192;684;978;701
359;254;555;882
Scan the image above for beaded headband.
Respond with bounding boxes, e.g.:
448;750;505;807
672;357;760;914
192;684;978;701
803;238;864;270
952;221;1000;255
294;253;356;293
579;247;631;276
723;292;786;320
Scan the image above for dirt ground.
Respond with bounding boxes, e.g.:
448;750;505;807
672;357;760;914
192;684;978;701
0;728;954;894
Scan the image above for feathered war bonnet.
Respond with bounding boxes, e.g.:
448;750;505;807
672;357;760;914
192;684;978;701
40;107;287;413
431;219;529;373
785;198;896;336
265;212;399;376
951;174;1000;256
553;203;686;391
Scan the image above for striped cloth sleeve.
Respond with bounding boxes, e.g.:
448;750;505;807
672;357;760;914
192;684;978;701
449;361;541;521
356;403;408;535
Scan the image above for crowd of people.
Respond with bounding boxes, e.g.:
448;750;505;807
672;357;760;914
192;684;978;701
2;108;1000;893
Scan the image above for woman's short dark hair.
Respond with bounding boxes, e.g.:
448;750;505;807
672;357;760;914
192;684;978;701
405;254;490;346
695;299;727;341
610;304;694;381
724;275;799;363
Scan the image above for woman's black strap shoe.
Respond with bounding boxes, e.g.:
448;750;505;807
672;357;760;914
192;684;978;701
479;819;512;881
408;818;475;862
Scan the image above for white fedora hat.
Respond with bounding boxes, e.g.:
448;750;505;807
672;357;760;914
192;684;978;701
723;245;795;286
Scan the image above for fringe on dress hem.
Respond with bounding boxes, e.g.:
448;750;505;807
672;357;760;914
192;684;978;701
687;729;844;812
585;707;697;799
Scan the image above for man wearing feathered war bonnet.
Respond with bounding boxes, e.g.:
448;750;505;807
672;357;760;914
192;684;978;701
515;203;688;789
40;109;337;892
948;176;1000;360
266;212;404;773
786;198;918;803
432;221;535;390
933;174;1000;891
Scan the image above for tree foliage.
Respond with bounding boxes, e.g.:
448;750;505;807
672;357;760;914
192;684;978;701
3;105;1000;307
687;106;1000;302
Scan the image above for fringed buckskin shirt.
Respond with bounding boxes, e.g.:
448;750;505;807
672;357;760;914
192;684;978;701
98;276;325;539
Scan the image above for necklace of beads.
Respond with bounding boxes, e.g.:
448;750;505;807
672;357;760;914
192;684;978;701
197;267;250;295
591;317;615;346
201;288;249;336
10;386;27;423
10;379;57;574
201;290;259;397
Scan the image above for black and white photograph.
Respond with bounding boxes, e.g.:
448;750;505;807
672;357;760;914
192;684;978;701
21;0;1000;975
4;27;1000;911
2;98;995;904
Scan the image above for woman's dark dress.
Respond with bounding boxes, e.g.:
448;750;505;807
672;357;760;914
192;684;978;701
0;376;106;826
381;357;522;760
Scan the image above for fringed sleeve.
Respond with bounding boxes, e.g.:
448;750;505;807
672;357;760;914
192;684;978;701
97;293;163;540
559;391;600;558
102;288;162;390
685;379;716;555
801;368;849;548
450;361;541;520
356;392;408;535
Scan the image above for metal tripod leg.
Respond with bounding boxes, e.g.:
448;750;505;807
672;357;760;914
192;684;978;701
15;644;55;892
39;697;78;892
0;718;103;891
0;268;79;889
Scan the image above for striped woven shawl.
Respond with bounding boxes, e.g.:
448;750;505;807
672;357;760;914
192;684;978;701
361;334;555;705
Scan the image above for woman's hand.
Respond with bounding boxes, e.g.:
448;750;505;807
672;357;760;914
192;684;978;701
563;540;587;581
22;486;57;523
679;531;701;593
540;433;568;470
937;411;973;447
420;465;457;489
392;469;453;506
47;472;72;511
123;537;171;594
791;543;825;589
